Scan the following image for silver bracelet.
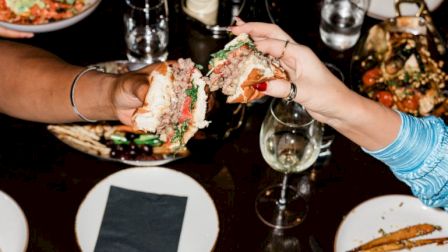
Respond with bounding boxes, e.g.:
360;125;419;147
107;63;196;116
70;66;105;123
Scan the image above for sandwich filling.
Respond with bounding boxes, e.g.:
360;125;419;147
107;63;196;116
206;33;285;101
157;58;198;144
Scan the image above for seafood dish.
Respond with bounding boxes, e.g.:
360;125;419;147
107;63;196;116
353;18;448;119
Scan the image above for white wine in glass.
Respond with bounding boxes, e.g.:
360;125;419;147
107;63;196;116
256;98;322;229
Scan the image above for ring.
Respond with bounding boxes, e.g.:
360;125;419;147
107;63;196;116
284;83;297;102
278;40;289;59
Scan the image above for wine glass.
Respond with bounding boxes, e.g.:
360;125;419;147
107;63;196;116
256;98;323;229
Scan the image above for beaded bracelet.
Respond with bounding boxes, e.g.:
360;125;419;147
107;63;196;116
70;66;105;123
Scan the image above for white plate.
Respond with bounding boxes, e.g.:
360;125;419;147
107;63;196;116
0;0;101;33
334;194;448;252
0;191;28;252
367;0;444;20
75;167;219;252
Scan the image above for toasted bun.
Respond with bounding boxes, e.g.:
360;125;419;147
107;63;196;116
132;63;173;133
132;60;209;152
208;33;288;103
177;67;209;147
226;52;288;103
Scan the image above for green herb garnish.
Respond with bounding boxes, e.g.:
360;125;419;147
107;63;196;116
171;121;189;145
209;39;256;67
386;80;398;86
195;64;204;70
185;82;198;111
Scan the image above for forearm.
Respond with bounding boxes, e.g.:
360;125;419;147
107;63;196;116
365;112;448;209
327;91;401;151
0;41;117;123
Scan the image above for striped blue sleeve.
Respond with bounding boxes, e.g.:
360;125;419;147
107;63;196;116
363;112;448;210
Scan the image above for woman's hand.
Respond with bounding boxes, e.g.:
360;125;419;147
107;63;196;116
230;20;401;151
229;19;353;124
0;27;33;38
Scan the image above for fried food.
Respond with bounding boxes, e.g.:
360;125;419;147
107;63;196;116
348;223;444;252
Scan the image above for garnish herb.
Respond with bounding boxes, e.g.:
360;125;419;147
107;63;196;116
185;81;198;111
386;80;398;86
209;39;256;67
403;72;410;83
195;64;204;70
171;121;189;145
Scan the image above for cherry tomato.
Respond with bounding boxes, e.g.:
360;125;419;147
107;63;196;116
362;67;381;87
397;95;419;112
375;91;394;107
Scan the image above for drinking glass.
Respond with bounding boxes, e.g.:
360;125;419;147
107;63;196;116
318;63;344;159
319;0;370;51
256;98;323;229
124;0;169;64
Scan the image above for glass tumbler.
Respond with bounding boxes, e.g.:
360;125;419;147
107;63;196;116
319;0;369;51
124;0;169;64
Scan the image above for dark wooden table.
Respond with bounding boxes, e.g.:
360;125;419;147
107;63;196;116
1;0;447;251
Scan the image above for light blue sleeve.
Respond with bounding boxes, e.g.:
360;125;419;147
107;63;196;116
363;112;448;210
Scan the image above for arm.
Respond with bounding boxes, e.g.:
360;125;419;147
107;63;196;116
0;26;33;38
0;40;152;124
230;21;448;208
230;21;401;151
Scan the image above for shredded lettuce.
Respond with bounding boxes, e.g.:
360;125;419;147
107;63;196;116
171;121;189;145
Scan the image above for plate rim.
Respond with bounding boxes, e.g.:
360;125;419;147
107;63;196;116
74;166;219;252
0;190;29;252
333;194;445;251
0;0;102;32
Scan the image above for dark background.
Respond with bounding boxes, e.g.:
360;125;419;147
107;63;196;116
1;0;448;251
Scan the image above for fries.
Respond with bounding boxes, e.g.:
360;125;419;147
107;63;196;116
348;223;448;252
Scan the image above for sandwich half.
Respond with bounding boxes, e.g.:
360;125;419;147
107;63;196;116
132;58;209;152
207;33;288;103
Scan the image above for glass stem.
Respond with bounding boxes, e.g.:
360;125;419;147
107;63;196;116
278;173;289;206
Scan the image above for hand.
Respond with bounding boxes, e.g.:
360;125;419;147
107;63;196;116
110;63;161;125
229;20;352;123
0;27;33;38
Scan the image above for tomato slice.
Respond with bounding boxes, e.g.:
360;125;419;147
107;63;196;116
362;67;381;87
179;96;192;123
375;91;394;107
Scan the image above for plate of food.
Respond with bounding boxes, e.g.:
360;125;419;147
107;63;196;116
0;190;28;252
367;0;444;20
75;167;219;252
334;194;448;252
0;0;101;33
351;3;448;120
48;123;189;166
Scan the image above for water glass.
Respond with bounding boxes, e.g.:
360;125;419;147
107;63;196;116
124;0;169;64
319;0;369;51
